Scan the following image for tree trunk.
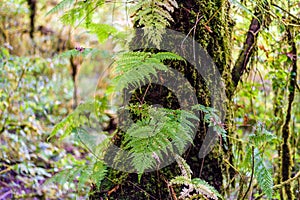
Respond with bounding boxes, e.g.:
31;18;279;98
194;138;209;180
91;0;234;199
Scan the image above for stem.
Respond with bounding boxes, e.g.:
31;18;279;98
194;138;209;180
242;146;254;200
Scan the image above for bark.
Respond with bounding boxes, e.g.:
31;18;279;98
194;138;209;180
92;1;232;199
27;0;37;39
280;26;297;200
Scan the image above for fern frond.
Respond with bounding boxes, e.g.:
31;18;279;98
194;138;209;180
175;154;192;179
118;106;196;177
131;0;178;48
254;148;273;198
45;161;107;191
169;176;222;200
46;0;75;16
249;124;277;146
113;51;184;91
48;100;103;140
88;23;117;43
157;0;178;12
60;7;85;26
152;52;185;62
90;161;108;189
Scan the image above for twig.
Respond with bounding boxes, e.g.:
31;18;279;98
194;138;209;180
274;171;300;190
141;83;151;104
271;3;300;22
180;13;203;49
161;175;178;200
223;159;242;177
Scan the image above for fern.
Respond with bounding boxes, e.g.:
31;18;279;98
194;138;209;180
192;104;227;144
116;105;198;180
242;124;274;198
248;123;277;146
174;154;192;179
46;0;75;16
131;0;178;48
113;51;184;91
170;177;223;199
254;148;273;198
88;23;117;43
170;156;223;200
48;98;107;141
49;0;106;28
45;161;107;191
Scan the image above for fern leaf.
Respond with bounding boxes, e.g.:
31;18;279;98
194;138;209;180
78;165;91;191
170;176;223;200
152;52;185;62
249;124;277;146
60;7;85;26
192;178;223;200
45;161;107;191
44;168;71;186
120;106;197;177
113;52;169;91
175;154;192;179
131;0;178;48
47;101;97;141
91;161;107;189
46;0;75;16
254;148;273;198
88;23;117;43
113;51;185;91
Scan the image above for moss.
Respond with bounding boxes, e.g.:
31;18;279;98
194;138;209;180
92;0;234;198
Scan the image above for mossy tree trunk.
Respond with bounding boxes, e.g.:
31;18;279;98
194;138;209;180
91;0;246;199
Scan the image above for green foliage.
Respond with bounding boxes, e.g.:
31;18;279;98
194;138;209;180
170;155;223;200
242;124;275;199
130;0;178;48
88;23;117;43
248;124;277;146
45;160;107;192
47;0;114;44
119;105;198;180
48;98;108;141
193;105;227;144
46;0;76;15
254;148;273;198
113;51;184;91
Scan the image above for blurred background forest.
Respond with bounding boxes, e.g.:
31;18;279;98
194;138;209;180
0;0;299;199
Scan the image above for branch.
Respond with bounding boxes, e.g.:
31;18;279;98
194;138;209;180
271;3;300;22
231;7;262;90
